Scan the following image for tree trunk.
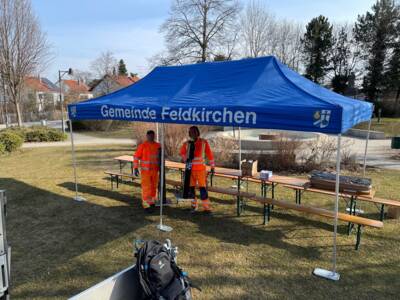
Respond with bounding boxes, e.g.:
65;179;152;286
201;3;208;62
15;100;23;127
394;87;400;117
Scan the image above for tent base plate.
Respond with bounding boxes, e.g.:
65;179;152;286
313;268;340;281
157;224;173;232
74;195;86;202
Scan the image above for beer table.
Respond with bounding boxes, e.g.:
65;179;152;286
112;155;396;224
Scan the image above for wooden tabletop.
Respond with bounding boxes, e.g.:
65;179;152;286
113;156;242;177
165;161;242;177
113;155;383;201
114;155;134;162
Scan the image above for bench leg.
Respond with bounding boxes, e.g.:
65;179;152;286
380;204;385;221
347;197;355;235
263;203;271;225
116;175;120;189
298;191;302;205
236;178;241;216
260;182;264;197
110;175;114;190
355;225;362;250
271;184;275;210
237;195;242;216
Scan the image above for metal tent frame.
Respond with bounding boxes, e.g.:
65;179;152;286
68;117;373;280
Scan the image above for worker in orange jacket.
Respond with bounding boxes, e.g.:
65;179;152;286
180;126;215;214
133;130;161;212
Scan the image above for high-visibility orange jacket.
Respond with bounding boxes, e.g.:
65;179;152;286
133;141;161;171
180;138;215;171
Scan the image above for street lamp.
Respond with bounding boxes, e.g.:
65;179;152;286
59;68;73;133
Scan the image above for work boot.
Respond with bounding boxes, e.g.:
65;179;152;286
203;210;213;216
190;207;198;214
145;204;156;214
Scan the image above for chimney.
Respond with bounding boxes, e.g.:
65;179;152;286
78;78;81;85
38;74;41;83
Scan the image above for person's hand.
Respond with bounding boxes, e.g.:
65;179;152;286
134;168;140;177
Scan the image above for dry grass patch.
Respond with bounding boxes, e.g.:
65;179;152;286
0;145;399;299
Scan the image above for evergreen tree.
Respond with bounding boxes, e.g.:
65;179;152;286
118;59;128;76
301;15;334;83
386;43;400;115
354;0;399;103
213;54;230;61
331;25;359;94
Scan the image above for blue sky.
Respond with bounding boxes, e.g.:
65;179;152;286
32;0;376;81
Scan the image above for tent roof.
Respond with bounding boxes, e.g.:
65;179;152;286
68;56;372;134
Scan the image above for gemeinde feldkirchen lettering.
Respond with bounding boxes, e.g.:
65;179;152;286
100;105;257;125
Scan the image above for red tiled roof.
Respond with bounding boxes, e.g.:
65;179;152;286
114;75;139;87
89;75;141;92
25;77;57;93
62;79;91;93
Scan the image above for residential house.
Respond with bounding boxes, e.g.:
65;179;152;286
61;79;93;103
89;75;140;97
23;76;60;112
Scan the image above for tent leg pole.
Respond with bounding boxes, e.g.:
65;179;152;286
362;118;372;177
313;134;341;281
156;123;159;142
69;120;85;202
238;127;242;170
157;123;172;232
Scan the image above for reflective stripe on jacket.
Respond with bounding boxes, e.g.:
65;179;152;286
133;141;161;171
180;138;215;170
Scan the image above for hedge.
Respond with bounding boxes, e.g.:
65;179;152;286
0;126;67;143
0;142;5;155
0;132;24;153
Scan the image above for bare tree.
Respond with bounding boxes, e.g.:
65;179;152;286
274;20;303;71
90;51;118;78
71;69;94;84
240;0;276;58
240;1;303;71
161;0;241;64
0;0;51;126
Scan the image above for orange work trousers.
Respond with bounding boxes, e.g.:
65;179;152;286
141;169;159;208
190;169;211;211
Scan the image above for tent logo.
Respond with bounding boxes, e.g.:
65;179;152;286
313;110;331;128
69;105;77;118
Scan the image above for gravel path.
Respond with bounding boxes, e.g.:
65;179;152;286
22;132;136;148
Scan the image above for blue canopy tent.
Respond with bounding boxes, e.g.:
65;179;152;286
68;56;373;281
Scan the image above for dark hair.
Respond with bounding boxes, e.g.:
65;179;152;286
146;130;155;135
189;126;200;136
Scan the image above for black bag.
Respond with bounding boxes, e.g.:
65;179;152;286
183;141;195;199
135;240;197;300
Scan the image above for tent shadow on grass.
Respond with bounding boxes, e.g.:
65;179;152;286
165;205;322;260
207;193;349;234
0;178;151;298
59;181;140;205
59;181;322;259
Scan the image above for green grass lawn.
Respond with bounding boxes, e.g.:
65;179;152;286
79;126;135;139
1;145;400;299
355;118;400;137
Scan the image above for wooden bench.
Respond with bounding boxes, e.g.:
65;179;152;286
165;179;255;198
283;184;400;221
251;195;383;250
165;178;256;214
104;171;136;189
